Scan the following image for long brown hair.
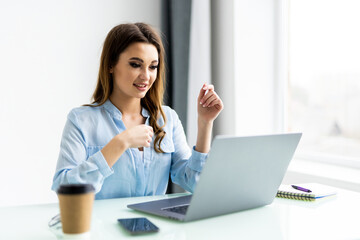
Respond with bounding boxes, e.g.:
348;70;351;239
89;23;167;153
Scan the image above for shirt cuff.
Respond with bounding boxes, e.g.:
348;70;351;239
187;146;208;172
91;151;114;178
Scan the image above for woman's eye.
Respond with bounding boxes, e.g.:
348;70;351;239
150;65;158;70
129;62;141;68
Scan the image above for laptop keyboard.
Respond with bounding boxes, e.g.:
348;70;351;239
162;204;189;215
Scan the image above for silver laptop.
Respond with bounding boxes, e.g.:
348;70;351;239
128;133;302;222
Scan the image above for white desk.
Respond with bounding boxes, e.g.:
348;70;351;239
1;187;359;240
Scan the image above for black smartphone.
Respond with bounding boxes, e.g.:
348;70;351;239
117;217;159;235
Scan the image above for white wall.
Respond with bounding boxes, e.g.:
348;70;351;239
187;0;211;147
211;0;236;136
234;0;278;135
0;0;161;206
210;0;280;136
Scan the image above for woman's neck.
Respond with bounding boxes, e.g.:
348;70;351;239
109;94;142;116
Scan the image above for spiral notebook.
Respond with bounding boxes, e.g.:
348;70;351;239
276;183;337;201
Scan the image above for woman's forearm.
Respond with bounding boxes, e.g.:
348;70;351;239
195;119;213;153
101;134;128;168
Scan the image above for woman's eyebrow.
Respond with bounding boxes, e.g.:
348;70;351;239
129;57;143;62
129;57;158;64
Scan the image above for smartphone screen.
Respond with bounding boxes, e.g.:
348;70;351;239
117;217;159;235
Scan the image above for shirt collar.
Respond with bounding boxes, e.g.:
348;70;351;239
103;99;122;119
103;99;150;119
141;107;150;118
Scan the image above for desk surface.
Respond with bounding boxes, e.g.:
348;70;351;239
1;187;359;240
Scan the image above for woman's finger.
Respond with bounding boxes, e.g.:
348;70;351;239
202;94;218;107
206;84;214;91
200;88;216;105
207;97;223;108
198;83;208;102
208;99;222;108
200;88;218;105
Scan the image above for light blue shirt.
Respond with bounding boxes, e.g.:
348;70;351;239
51;100;208;200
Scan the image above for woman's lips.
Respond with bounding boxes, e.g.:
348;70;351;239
134;83;148;91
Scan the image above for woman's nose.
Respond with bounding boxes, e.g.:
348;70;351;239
140;69;150;80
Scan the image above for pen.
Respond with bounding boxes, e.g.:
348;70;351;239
291;185;312;193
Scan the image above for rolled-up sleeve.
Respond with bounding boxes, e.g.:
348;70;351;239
187;147;207;172
51;111;113;193
169;109;208;192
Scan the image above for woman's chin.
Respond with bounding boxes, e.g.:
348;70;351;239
135;92;147;99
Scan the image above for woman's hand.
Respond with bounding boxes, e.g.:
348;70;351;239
101;125;153;167
197;83;224;124
120;125;154;149
195;83;223;153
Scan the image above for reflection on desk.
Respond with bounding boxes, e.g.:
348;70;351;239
0;187;360;239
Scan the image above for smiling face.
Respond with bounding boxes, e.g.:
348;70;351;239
110;42;159;100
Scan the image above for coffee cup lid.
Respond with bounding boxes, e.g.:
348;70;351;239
57;184;95;194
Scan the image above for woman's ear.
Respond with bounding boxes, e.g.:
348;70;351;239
109;67;113;73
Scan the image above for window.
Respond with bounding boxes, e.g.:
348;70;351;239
288;0;360;167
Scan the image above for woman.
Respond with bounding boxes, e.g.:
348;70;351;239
51;23;223;199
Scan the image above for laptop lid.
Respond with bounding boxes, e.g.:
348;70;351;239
184;133;302;221
128;133;301;221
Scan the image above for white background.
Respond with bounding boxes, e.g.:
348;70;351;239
0;0;161;206
234;0;278;135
